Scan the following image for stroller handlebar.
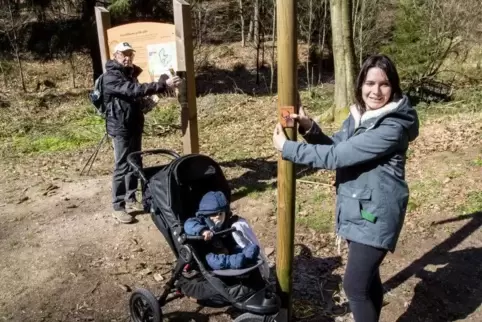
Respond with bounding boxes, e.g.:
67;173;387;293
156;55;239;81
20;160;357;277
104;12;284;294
127;149;181;183
184;227;236;241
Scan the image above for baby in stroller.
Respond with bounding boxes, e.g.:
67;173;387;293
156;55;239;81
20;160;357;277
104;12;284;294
126;151;279;322
184;191;260;270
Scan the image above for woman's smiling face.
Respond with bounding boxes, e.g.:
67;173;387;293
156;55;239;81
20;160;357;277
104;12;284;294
362;67;392;110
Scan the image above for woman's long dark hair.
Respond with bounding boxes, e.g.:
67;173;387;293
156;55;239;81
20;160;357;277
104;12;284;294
354;54;403;113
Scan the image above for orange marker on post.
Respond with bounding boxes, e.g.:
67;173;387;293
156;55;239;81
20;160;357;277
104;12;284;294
279;106;295;128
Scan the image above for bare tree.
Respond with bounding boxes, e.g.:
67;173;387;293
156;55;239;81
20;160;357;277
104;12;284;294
49;0;79;88
253;0;259;45
0;60;11;87
419;0;481;79
306;0;314;91
330;0;356;122
351;0;381;68
238;0;245;47
317;0;328;84
299;0;327;89
247;17;253;42
385;0;482;84
190;0;211;46
0;0;27;92
357;0;366;67
270;0;276;93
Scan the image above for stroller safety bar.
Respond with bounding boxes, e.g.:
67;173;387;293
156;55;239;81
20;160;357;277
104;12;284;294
127;149;181;183
184;227;236;241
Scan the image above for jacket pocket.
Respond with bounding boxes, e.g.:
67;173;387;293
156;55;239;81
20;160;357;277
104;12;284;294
338;185;374;225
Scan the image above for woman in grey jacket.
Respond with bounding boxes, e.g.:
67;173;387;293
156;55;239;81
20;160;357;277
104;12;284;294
273;55;419;321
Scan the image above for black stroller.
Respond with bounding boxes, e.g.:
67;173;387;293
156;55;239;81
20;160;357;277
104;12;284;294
126;149;280;322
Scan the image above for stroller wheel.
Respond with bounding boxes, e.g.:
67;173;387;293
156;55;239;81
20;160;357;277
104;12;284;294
233;312;277;322
129;288;162;322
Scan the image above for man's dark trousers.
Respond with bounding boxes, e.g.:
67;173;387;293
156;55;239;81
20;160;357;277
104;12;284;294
111;134;142;211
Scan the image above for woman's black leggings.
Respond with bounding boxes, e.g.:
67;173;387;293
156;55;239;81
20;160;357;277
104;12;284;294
343;241;388;322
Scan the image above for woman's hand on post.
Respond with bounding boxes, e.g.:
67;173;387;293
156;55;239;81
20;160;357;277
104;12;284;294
273;123;288;152
290;105;313;131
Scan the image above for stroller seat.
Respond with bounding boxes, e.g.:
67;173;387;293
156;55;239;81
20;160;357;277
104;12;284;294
211;259;265;277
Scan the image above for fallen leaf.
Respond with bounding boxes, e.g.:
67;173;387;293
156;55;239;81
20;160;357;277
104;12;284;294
117;284;131;292
90;281;100;294
139;268;152;276
264;247;275;257
17;196;29;204
153;273;164;282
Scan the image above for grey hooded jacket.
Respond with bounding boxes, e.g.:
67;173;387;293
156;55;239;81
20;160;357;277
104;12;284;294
282;96;419;251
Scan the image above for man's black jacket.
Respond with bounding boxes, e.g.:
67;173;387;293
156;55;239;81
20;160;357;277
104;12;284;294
102;60;169;137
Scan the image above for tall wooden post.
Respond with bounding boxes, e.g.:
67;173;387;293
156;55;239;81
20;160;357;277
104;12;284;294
276;0;297;320
94;7;111;73
173;0;200;155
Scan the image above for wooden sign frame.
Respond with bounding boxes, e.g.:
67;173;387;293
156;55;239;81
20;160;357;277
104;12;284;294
94;2;199;154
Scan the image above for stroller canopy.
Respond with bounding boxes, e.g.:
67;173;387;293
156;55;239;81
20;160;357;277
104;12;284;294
148;154;231;230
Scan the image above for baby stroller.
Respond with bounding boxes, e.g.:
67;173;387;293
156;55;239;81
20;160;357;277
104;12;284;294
126;149;280;322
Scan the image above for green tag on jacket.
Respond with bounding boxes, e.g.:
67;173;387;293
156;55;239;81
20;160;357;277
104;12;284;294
361;210;377;223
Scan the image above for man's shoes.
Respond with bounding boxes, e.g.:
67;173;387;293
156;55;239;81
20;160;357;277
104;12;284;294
112;209;134;224
126;200;144;213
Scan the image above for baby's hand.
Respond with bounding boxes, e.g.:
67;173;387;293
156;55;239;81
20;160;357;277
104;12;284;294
202;230;213;241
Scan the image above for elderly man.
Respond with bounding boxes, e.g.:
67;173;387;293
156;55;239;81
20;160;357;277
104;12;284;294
103;42;181;224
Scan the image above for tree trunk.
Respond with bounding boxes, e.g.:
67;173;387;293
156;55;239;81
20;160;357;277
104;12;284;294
254;0;261;84
198;9;203;45
0;61;7;88
318;0;328;84
270;0;276;93
256;43;260;85
342;0;356;99
7;1;26;92
239;0;245;47
14;46;26;92
330;0;356;123
247;18;253;42
69;52;76;88
306;0;313;91
358;0;365;67
352;0;359;39
254;0;260;45
262;34;265;68
261;0;265;68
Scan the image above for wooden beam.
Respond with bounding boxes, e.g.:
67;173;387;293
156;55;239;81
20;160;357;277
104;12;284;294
173;0;199;155
94;7;111;73
276;0;297;319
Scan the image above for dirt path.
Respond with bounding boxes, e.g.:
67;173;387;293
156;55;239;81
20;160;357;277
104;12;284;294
0;175;274;322
1;114;481;322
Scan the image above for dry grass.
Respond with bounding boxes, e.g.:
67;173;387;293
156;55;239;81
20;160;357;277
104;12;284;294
1;42;482;235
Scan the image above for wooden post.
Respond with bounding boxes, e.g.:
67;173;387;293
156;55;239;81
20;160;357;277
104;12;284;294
94;7;111;72
276;0;297;320
173;0;200;155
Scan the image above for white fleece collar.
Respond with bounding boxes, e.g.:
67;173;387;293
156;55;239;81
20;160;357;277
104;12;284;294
350;97;405;129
